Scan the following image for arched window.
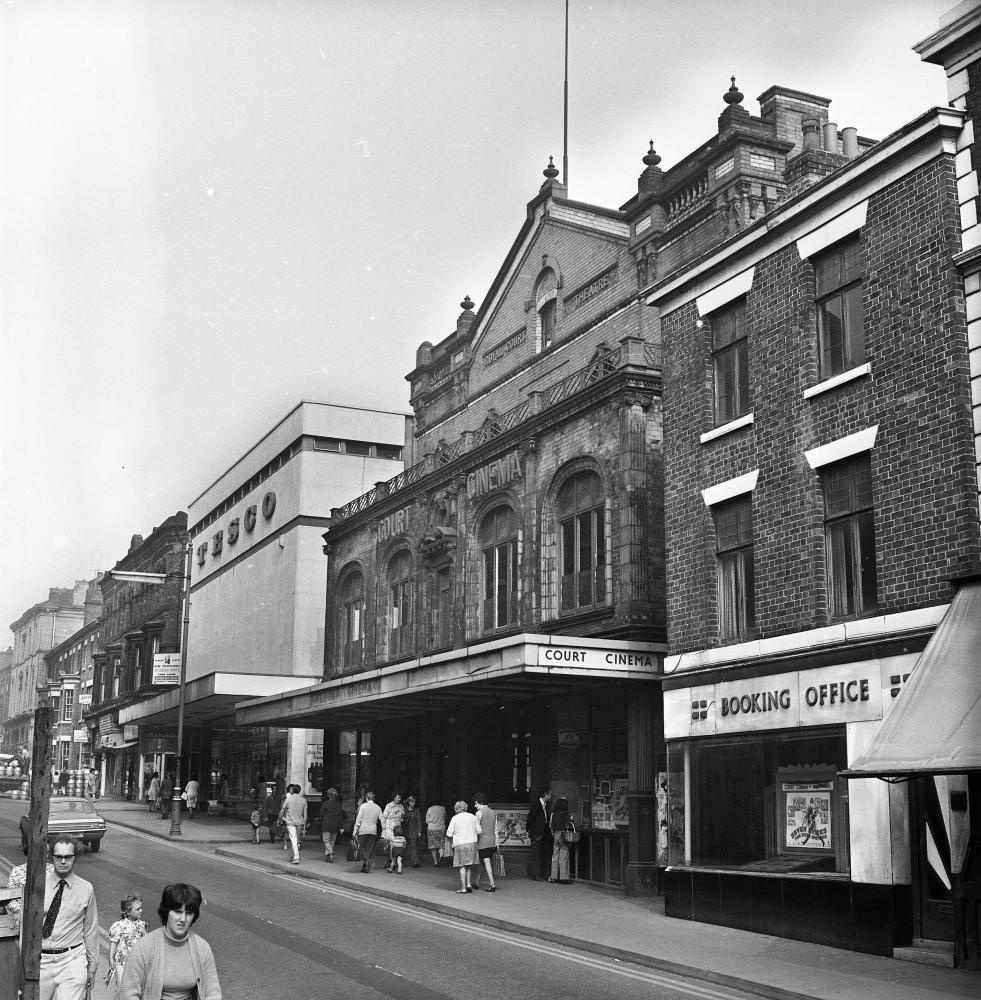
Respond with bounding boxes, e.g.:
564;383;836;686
339;571;365;668
387;551;415;658
557;471;607;612
535;268;558;352
480;506;518;632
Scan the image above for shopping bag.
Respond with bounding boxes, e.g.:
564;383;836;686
346;839;360;862
440;836;452;859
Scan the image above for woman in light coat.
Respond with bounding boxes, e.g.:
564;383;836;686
445;799;481;894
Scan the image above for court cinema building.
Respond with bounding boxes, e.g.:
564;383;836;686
120;402;409;808
238;166;668;894
645;54;981;965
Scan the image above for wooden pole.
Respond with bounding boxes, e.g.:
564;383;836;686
20;705;54;1000
169;541;192;837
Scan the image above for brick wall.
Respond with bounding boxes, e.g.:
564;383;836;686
663;156;979;655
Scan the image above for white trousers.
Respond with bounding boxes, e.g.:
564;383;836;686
40;947;87;1000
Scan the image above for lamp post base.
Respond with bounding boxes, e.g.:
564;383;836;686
169;800;183;837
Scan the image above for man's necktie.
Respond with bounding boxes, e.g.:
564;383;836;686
42;880;67;938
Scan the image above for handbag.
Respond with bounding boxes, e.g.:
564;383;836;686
564;821;581;844
346;838;360;862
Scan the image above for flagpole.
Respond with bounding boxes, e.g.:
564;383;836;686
563;0;569;186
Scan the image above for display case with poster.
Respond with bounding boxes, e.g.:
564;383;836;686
777;767;836;855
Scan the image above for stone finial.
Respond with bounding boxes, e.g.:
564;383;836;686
642;140;661;168
723;75;744;106
542;155;560;180
460;295;474;312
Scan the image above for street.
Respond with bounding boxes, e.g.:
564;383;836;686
0;800;764;1000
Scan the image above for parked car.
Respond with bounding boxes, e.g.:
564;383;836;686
20;796;107;854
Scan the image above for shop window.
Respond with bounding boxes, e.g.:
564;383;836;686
558;471;607;613
815;236;865;378
714;495;756;641
480;505;518;631
711;299;750;425
340;571;364;669
387;550;415;659
667;730;850;873
822;455;877;619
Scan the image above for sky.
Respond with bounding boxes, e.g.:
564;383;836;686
0;0;953;648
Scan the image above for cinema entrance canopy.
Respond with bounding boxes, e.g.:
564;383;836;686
235;633;663;729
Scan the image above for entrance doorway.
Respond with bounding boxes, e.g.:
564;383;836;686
911;776;954;942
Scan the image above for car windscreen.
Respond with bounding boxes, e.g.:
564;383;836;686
49;800;97;817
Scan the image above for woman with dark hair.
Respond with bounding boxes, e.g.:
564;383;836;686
118;883;221;1000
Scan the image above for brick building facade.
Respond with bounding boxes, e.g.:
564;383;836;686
88;513;188;800
647;47;980;964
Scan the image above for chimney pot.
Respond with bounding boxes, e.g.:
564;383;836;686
841;126;858;158
823;121;839;153
802;118;821;151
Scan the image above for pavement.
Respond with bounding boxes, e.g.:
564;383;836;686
83;800;975;1000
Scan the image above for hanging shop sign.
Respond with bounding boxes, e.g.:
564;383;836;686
662;658;915;738
73;729;88;743
152;653;181;685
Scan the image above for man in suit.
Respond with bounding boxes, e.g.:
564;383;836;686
525;786;552;881
39;835;99;1000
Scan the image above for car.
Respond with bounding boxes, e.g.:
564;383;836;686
20;796;107;855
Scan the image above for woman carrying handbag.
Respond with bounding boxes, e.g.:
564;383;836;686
548;795;575;884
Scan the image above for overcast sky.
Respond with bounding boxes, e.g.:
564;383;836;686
0;0;952;647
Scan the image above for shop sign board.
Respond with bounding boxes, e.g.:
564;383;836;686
152;653;181;685
73;729;88;743
78;693;92;706
537;645;659;672
664;660;889;738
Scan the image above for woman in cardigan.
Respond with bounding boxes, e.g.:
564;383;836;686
119;883;221;1000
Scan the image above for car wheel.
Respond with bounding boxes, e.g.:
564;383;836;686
87;839;101;853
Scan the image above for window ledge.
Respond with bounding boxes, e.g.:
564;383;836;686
700;412;754;444
803;363;871;400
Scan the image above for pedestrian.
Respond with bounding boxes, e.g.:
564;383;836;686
105;894;148;996
548;795;573;884
5;847;55;928
263;786;281;844
425;800;447;867
183;775;200;819
118;883;221;1000
158;773;174;820
402;794;422;868
445;800;481;894
84;768;97;801
38;835;100;1000
320;786;344;862
147;772;160;813
249;805;262;844
351;789;383;873
525;785;552;881
58;769;70;797
281;782;308;864
381;792;404;871
472;792;498;892
218;773;229;809
388;824;406;873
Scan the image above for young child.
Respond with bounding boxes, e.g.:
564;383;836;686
105;894;148;995
250;805;262;843
388;823;407;873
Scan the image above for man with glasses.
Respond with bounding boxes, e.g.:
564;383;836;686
38;836;99;1000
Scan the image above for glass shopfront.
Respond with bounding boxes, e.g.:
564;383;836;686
667;728;850;874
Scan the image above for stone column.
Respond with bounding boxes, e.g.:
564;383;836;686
625;686;659;895
616;392;653;626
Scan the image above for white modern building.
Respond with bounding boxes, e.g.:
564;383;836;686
121;401;410;808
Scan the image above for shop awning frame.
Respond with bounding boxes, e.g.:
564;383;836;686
841;579;981;781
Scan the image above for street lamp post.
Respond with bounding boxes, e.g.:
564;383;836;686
106;540;192;838
169;542;192;837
